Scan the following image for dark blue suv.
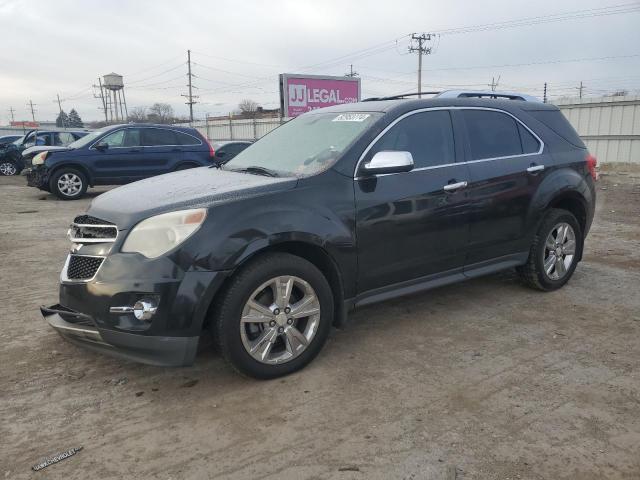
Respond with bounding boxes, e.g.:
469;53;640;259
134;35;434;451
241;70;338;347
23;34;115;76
26;124;215;199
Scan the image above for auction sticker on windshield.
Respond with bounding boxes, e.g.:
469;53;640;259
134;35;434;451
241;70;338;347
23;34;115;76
332;113;371;122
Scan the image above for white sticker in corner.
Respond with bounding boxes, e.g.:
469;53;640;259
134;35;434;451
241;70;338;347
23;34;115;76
332;113;371;122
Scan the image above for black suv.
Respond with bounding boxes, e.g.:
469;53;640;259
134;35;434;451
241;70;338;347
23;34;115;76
41;93;596;379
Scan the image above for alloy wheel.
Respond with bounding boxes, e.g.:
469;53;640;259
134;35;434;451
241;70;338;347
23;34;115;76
542;222;576;280
57;173;82;196
239;275;321;365
0;162;17;176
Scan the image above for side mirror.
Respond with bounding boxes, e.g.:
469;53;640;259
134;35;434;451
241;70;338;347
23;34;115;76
95;142;109;151
362;151;414;175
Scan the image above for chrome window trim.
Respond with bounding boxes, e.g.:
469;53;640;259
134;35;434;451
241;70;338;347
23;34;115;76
89;126;202;150
60;254;106;283
353;106;544;179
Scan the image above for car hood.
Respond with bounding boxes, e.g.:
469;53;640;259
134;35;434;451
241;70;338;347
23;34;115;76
23;145;70;157
87;167;298;228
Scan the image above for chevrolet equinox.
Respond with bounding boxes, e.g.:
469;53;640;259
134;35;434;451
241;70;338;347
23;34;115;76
41;92;597;379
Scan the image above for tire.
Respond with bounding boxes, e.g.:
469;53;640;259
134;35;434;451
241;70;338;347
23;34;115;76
49;168;88;200
518;208;583;291
0;160;18;176
214;252;334;379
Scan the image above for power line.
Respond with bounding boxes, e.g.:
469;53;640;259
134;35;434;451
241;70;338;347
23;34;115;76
345;64;359;77
408;33;435;98
181;50;198;123
26;100;36;122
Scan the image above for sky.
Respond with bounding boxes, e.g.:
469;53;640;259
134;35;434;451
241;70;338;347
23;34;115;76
1;0;639;123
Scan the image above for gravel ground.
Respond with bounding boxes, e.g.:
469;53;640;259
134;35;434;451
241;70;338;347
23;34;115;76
1;168;639;480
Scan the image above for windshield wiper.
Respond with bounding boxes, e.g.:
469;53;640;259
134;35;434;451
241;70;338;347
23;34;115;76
230;166;279;177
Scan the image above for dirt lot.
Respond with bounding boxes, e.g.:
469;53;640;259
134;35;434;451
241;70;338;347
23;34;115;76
1;168;639;480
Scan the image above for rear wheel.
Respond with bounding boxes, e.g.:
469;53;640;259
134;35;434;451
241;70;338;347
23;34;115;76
0;160;18;176
519;208;583;291
214;253;333;379
50;168;88;200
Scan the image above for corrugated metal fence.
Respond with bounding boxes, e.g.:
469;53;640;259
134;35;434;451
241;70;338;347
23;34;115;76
554;95;640;164
194;97;640;165
192;117;286;143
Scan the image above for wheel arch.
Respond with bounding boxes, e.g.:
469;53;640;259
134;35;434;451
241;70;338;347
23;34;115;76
48;162;93;187
203;238;347;331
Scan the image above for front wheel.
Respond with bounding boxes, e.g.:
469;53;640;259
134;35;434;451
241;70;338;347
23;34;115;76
0;160;19;176
519;208;583;291
214;253;334;379
50;168;88;200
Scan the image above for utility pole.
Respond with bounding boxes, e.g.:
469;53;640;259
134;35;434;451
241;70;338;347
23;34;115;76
345;64;359;77
94;78;108;123
56;94;66;128
488;75;501;92
27;100;36;123
182;49;198;123
578;81;584;99
408;33;434;98
543;82;548;103
8;107;15;124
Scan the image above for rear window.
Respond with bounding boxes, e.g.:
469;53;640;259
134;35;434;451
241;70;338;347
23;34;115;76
142;128;176;146
527;110;585;148
175;131;201;146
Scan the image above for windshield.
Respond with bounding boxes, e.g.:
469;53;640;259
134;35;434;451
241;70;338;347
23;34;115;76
67;128;106;149
224;112;381;177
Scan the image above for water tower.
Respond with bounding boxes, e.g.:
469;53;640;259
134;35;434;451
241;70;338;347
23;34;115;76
101;73;128;122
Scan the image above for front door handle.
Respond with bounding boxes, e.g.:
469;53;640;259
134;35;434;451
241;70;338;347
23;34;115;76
527;164;545;174
443;181;468;192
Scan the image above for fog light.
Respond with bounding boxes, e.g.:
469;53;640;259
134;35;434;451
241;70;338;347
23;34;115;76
133;299;158;321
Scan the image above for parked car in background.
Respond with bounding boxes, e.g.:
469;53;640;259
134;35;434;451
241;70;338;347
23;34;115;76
0;129;87;176
0;134;22;146
211;140;252;164
40;91;597;379
26;124;215;199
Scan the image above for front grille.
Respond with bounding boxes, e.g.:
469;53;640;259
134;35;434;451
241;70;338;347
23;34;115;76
66;255;104;280
73;215;114;226
69;215;117;243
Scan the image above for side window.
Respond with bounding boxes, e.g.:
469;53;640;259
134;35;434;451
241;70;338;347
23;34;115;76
55;132;75;146
462;110;523;160
369;110;455;168
123;129;141;147
141;128;177;146
518;123;540;154
37;134;52;146
101;129;125;147
175;131;200;146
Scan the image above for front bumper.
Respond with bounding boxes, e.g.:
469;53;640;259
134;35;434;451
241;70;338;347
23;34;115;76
42;304;199;366
26;166;48;189
42;249;229;366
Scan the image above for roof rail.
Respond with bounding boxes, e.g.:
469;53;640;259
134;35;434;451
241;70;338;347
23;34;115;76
436;90;540;102
362;90;540;103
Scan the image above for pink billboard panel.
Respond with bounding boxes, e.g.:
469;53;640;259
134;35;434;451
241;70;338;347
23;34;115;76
280;74;361;117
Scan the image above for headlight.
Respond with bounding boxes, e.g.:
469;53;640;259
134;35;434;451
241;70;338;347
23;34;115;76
32;151;47;165
121;208;207;258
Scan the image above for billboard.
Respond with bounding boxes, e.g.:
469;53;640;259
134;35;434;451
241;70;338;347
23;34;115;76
279;73;361;118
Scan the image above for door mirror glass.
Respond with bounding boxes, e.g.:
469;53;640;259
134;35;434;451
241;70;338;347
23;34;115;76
363;151;414;175
95;141;109;151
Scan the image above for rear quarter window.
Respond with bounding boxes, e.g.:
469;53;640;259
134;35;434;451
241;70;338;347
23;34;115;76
526;110;585;148
175;131;201;146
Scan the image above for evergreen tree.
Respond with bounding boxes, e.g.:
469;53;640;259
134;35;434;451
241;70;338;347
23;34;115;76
68;109;84;128
56;110;69;128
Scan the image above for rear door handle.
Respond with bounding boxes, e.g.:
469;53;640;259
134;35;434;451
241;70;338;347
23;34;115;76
527;164;545;173
443;181;468;192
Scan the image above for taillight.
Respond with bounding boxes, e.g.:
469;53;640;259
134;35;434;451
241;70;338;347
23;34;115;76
198;132;215;159
586;153;598;181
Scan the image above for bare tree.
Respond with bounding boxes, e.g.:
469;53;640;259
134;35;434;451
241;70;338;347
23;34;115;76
148;103;174;124
128;106;148;123
238;99;259;117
